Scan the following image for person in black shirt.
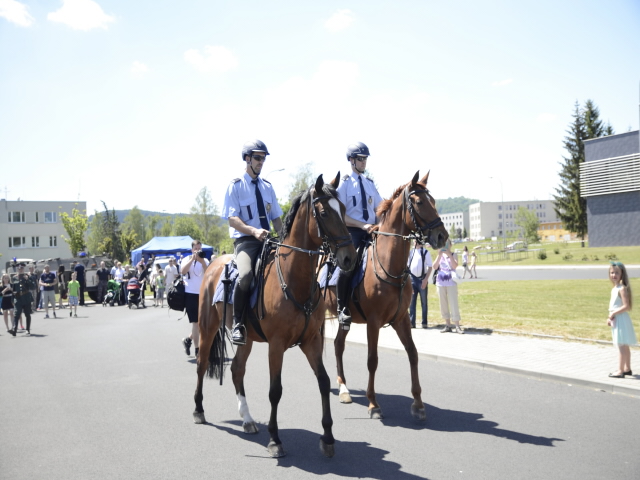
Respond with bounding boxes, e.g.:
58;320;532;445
73;261;86;306
96;261;110;304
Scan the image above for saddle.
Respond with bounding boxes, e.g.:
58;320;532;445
213;241;277;341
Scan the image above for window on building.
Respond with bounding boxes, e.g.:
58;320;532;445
498;214;502;219
9;236;26;248
8;211;25;223
32;236;40;247
49;236;57;247
44;212;57;223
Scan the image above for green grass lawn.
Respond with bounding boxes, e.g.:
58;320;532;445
423;278;640;342
441;242;640;267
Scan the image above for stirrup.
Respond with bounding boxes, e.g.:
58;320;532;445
338;308;351;331
232;324;246;345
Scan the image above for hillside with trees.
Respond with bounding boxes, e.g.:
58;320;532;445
434;197;479;214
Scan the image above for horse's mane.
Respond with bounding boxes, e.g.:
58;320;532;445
377;180;433;221
282;181;338;240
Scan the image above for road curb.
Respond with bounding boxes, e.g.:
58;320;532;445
327;338;640;399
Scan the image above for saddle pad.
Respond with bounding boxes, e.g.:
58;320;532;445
318;247;368;289
212;262;258;308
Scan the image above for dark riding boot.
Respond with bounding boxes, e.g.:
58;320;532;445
337;272;352;331
231;285;249;345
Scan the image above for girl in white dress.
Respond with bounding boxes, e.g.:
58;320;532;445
607;262;637;378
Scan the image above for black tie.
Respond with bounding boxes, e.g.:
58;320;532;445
252;179;270;231
420;250;426;277
359;175;369;221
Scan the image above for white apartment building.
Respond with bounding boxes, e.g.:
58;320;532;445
1;199;85;268
469;200;559;241
440;211;469;237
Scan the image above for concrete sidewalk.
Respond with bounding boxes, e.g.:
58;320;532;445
324;320;640;398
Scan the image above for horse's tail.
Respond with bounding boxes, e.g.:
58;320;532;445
206;326;227;381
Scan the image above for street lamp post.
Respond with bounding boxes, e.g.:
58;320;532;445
489;176;506;251
265;168;285;179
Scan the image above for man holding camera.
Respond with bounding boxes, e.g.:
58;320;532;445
180;240;209;358
221;139;283;346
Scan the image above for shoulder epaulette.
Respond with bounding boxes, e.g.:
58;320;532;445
364;176;375;183
342;174;350;181
262;178;272;185
231;178;241;184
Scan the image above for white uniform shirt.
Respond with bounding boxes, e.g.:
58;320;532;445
408;248;433;278
164;264;178;286
221;172;283;238
337;171;384;223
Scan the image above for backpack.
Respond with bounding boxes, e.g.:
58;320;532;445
167;276;186;312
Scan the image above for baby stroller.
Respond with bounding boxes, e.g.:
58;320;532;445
103;279;120;307
127;277;142;309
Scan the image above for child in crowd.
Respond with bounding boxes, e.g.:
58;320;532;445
607;261;636;378
469;251;477;279
1;274;15;332
67;272;80;318
155;264;165;308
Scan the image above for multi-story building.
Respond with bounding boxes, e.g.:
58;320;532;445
537;221;581;242
0;199;85;269
469;200;560;241
440;211;469;238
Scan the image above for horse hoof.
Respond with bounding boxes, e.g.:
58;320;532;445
243;421;259;434
267;441;286;458
339;392;353;404
411;404;427;421
319;438;335;458
193;411;206;424
368;407;384;419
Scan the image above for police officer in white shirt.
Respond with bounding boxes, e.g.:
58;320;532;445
335;142;384;330
408;240;433;328
221;139;284;345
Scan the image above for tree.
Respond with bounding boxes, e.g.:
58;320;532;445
59;204;89;256
190;187;218;245
554;100;613;242
160;217;173;236
121;230;139;263
287;162;315;204
86;210;105;255
122;206;145;245
173;216;203;240
514;207;540;243
449;224;457;239
100;201;125;262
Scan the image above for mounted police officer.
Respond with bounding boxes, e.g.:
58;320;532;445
221;139;284;345
9;263;36;336
335;142;384;331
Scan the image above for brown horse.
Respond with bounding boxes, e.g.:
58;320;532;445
326;171;448;420
193;173;356;458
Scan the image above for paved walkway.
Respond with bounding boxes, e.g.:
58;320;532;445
324;320;640;398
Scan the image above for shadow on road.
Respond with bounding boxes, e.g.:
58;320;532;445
331;389;564;446
207;420;431;479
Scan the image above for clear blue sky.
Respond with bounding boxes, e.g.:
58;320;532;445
2;0;639;214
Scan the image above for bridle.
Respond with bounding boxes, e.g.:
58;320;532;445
268;187;353;347
366;183;443;326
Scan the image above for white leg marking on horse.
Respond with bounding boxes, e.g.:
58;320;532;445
237;394;255;423
328;198;341;216
339;383;350;395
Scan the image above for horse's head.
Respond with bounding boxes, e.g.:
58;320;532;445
310;173;356;272
402;171;448;249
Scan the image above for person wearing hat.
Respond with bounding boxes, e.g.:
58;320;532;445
9;263;36;336
221;139;283;346
335;142;384;331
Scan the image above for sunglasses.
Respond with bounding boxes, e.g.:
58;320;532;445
610;261;624;267
354;156;368;162
251;155;267;162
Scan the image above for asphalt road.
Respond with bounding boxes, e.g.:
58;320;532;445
462;265;640;282
1;304;639;479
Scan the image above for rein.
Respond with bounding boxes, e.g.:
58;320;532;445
368;184;442;327
270;191;352;348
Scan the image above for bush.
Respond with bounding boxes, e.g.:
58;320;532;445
563;253;573;261
554;248;560;254
591;255;599;261
537;251;547;260
604;253;618;261
582;255;589;261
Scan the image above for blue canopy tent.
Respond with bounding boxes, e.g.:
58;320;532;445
130;236;214;265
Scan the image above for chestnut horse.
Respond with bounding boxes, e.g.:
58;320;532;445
326;171;448;420
194;173;356;458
